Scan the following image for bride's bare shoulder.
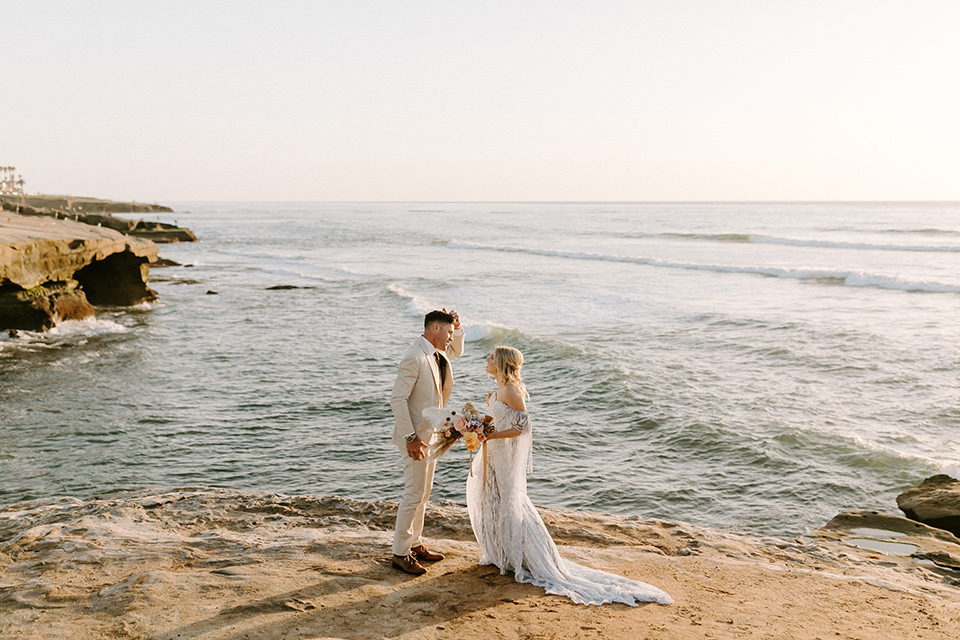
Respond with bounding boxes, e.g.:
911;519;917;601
498;385;526;411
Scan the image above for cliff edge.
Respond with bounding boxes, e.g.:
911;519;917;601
1;487;958;640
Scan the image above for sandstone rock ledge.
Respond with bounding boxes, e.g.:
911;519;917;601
898;475;960;538
0;211;158;330
0;194;196;244
1;488;958;640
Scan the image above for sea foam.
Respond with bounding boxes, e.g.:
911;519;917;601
447;241;960;294
658;232;960;252
47;317;129;338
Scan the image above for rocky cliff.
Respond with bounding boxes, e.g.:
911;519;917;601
0;211;158;330
0;194;172;215
0;194;196;243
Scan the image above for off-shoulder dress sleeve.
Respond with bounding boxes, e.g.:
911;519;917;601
506;407;530;433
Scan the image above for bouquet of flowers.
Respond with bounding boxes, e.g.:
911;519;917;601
425;402;495;462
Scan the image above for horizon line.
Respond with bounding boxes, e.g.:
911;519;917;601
11;194;960;206
153;199;960;205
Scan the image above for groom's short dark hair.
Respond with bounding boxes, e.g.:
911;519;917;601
424;310;454;329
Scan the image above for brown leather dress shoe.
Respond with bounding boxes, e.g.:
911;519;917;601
392;554;427;575
411;544;444;562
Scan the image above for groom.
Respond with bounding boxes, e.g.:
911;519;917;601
389;309;464;574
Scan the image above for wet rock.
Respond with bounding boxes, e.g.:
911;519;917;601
0;285;95;331
35;287;93;324
818;508;960;543
266;285;317;290
914;550;960;571
128;224;197;243
897;474;960;538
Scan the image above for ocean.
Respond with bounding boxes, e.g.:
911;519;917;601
1;202;958;538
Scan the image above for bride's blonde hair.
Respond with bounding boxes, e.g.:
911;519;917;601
493;346;529;398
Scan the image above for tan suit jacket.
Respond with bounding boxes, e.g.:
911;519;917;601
390;333;465;449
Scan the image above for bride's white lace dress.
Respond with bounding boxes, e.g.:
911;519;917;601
465;397;673;606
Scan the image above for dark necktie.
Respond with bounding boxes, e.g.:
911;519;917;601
434;351;447;382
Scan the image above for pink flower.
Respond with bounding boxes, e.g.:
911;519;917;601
454;416;469;433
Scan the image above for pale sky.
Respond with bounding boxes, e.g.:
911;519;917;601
3;1;958;202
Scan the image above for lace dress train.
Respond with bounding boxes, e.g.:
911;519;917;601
465;400;672;607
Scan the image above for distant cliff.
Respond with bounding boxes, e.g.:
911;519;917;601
0;211;158;330
0;194;196;243
0;194;173;215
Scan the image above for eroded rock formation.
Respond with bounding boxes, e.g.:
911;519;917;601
0;211;158;330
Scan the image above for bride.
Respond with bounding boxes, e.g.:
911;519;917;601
466;346;673;607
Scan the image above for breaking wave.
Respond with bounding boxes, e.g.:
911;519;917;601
446;241;960;293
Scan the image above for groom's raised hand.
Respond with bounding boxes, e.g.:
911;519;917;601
442;308;460;330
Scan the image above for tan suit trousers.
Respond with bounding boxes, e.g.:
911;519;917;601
392;455;437;555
